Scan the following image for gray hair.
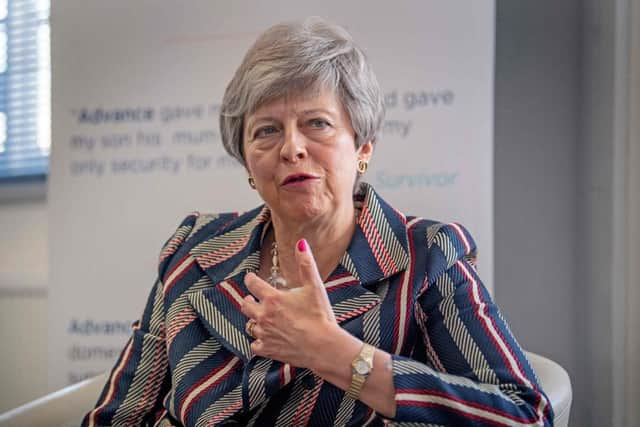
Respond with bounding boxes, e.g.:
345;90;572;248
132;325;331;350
219;17;384;165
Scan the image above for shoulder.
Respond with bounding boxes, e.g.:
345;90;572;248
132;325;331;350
156;210;249;277
362;184;477;266
405;217;478;278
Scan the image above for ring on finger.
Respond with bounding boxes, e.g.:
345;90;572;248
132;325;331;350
245;319;257;338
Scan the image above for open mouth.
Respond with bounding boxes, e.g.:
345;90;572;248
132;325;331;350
282;174;317;185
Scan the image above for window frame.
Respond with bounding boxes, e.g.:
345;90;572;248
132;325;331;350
0;0;50;195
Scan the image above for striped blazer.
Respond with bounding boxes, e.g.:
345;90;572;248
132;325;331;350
83;183;553;426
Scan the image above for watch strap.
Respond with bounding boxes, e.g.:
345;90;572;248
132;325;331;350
346;343;375;400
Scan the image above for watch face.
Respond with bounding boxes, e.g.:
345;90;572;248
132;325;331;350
354;360;370;375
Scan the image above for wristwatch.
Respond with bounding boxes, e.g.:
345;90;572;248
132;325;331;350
347;343;375;400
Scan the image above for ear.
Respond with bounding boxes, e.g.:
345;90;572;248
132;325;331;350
357;141;374;162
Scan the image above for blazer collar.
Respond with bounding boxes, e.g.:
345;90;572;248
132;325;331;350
340;182;410;284
186;182;409;362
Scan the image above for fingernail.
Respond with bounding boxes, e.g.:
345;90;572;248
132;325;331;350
297;238;307;252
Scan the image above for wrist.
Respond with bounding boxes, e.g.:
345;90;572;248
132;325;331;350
309;323;361;376
346;342;375;400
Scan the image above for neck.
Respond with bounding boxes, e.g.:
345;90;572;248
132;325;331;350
266;203;357;286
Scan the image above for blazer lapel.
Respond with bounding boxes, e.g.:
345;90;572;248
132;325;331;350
342;182;410;285
187;206;269;363
187;276;255;363
324;271;382;324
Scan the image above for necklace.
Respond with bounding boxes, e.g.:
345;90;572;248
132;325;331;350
267;242;288;289
265;208;360;290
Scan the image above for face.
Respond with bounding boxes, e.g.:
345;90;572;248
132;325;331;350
243;89;372;223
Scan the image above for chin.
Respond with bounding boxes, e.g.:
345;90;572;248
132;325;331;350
279;199;326;222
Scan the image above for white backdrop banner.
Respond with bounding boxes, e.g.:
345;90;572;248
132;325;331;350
49;0;495;388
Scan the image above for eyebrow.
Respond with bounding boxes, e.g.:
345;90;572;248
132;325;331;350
245;116;277;132
299;108;337;116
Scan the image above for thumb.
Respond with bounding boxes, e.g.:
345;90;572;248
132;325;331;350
295;238;323;289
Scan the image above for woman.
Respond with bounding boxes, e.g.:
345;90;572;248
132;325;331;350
84;18;553;426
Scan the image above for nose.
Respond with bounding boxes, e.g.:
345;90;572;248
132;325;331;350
279;125;307;163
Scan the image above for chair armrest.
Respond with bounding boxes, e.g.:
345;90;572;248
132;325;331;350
0;372;108;427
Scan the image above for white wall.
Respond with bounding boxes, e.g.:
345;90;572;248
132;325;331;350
625;1;640;422
495;1;637;426
493;0;582;424
0;199;48;412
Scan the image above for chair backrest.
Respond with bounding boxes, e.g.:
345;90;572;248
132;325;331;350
0;352;571;427
525;351;573;427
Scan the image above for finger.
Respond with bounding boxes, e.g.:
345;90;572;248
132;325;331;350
250;323;264;339
251;339;276;360
251;339;265;355
240;294;261;319
245;272;276;301
295;238;323;289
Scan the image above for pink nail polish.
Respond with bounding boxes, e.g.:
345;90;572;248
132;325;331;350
297;238;307;252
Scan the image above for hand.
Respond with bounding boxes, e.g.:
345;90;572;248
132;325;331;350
241;239;339;369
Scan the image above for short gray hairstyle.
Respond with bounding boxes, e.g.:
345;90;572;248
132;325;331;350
219;17;385;165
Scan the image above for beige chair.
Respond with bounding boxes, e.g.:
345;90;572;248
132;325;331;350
0;352;571;427
526;352;572;426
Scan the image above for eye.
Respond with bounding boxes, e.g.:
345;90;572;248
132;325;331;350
308;118;330;129
253;125;279;140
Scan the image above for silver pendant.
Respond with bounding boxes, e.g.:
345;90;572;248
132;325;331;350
268;241;288;289
268;275;288;290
